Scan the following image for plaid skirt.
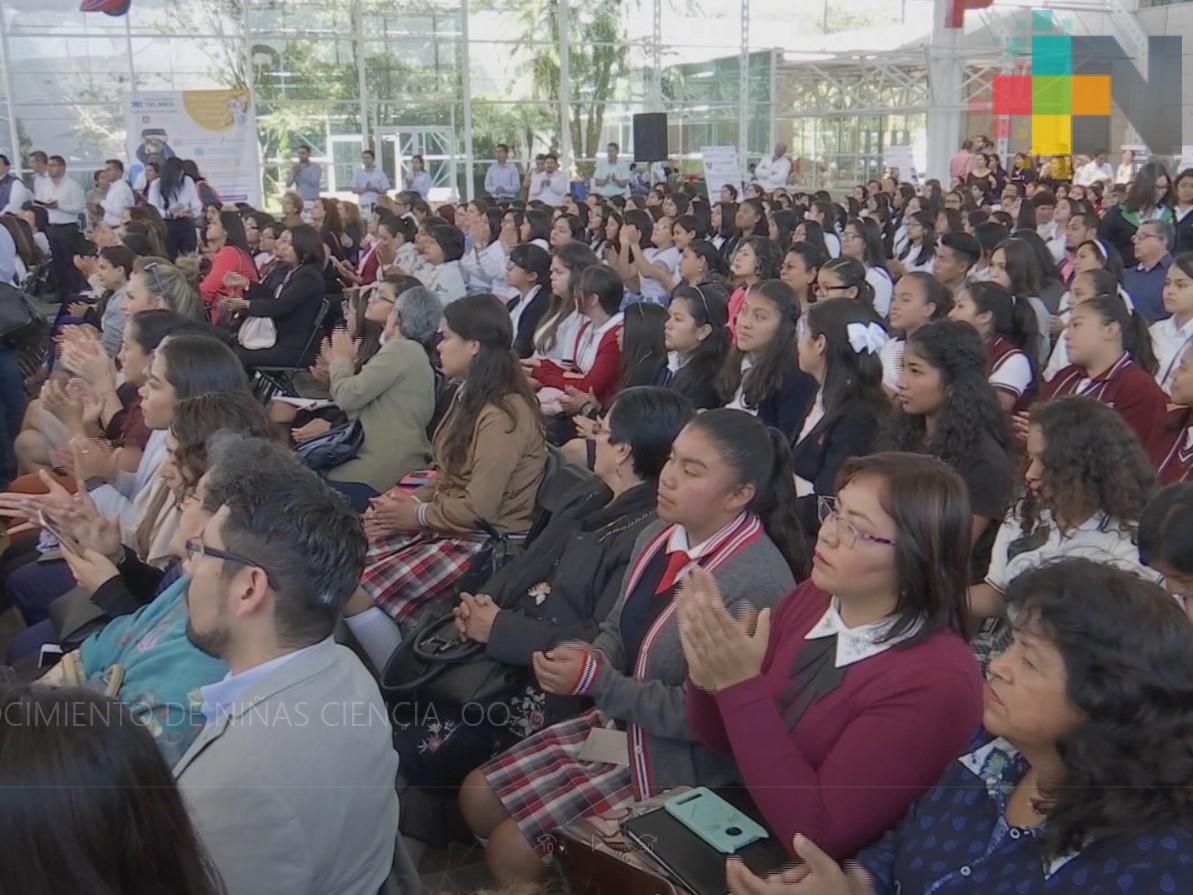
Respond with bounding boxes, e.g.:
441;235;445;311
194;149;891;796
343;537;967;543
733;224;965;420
480;707;633;856
360;530;488;625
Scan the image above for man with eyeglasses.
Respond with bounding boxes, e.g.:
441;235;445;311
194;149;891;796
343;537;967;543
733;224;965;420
175;436;399;895
1124;220;1175;322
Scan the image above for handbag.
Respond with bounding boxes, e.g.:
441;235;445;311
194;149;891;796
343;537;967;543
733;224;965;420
294;419;363;472
0;282;43;343
237;315;277;349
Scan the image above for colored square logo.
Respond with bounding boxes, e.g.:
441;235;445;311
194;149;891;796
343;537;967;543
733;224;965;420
1032;75;1071;115
1032;35;1072;76
993;75;1032;116
1071;75;1111;115
1031;114;1072;155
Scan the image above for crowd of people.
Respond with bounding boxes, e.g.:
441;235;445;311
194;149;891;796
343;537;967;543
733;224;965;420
0;132;1192;895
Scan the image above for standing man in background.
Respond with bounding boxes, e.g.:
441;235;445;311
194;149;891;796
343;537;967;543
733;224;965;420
284;144;321;211
100;158;135;227
591;142;631;199
755;143;792;192
484;144;521;202
35;154;85;300
351;149;389;215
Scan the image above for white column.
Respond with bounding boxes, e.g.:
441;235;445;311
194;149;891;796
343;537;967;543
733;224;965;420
0;0;21;164
461;0;474;201
926;0;964;182
353;0;370;153
558;0;573;175
738;0;750;168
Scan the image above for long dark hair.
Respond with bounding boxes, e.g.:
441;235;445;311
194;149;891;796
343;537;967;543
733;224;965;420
1010;228;1062;289
1020;397;1154;535
171;392;281;487
437;294;543;476
836;453;972;643
965;280;1039;354
217;210;253;266
1077;292;1159;375
897;210;937;265
536;241;598;354
717;279;799;411
804;298;888;425
686;409;809;578
880;319;1011;466
1001;558;1193;856
669;284;730;406
795;219;831;260
524;209;551;242
157;156;186;205
1124;161;1170;213
620;301;669;388
819;256;876;309
715;201;737;240
0;684;225;895
158;334;251;398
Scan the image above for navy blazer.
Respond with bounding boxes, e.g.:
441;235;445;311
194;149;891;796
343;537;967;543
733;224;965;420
756;365;818;440
243;263;325;367
512;285;550;359
792;401;883;538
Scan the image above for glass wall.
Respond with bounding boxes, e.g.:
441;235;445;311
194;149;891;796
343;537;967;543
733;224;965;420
0;0;937;202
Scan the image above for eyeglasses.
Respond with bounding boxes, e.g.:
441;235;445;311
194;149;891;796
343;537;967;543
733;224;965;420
142;261;165;295
815;282;849;296
1134;231;1162;242
816;496;897;549
185;537;278;588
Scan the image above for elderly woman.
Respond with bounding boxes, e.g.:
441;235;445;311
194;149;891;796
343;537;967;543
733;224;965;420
316;278;441;497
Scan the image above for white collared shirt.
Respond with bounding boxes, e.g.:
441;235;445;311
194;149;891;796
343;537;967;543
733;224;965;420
592;158;631;198
34;174;86;224
725;356;755;414
147;175;203;220
574;311;623;373
794;392;826;497
529;170;568;206
101;177;135;226
804;597;920;668
199;637;332;725
666;512;747;566
1151;313;1193;393
1;177;29;215
508;283;541;342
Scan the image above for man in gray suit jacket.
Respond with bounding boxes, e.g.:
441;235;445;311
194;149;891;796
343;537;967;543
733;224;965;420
174;436;399;895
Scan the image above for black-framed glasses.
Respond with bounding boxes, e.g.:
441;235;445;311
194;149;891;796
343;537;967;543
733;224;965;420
185;537;278;588
816;496;897;549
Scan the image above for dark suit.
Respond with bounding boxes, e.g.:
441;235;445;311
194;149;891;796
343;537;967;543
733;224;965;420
512;285;550;359
237;262;325;369
757;365;818;440
792;402;883;539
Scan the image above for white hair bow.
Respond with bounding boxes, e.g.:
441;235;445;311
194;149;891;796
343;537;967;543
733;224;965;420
846;321;887;355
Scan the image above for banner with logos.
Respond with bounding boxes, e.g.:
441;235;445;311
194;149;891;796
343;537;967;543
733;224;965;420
126;90;260;206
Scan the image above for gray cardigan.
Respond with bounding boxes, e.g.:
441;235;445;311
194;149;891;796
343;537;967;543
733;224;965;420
587;519;796;794
326;338;435;492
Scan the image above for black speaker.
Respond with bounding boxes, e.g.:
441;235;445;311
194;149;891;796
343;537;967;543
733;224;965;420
633;113;668;162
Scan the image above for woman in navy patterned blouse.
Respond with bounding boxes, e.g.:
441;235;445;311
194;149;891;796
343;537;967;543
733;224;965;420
726;558;1193;894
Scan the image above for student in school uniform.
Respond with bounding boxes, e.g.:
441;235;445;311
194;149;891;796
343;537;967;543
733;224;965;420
1148;343;1193;484
1151;252;1193;393
949;281;1038;414
1043;293;1166;445
880;272;953;393
504;243;551;359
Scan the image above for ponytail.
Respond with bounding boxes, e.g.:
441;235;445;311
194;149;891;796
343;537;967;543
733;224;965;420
688;409;810;579
1085;293;1158;375
820;257;876;311
759;426;811;579
968;280;1038;353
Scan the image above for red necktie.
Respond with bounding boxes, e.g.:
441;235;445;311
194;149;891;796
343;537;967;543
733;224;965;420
655;549;692;596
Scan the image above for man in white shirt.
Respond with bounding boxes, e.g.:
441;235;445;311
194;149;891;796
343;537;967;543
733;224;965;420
1075;150;1114;188
175;437;400;895
100;158;135;227
284;144;322;209
484;143;521;202
35;154;86;299
350;149;390;215
591;142;631;199
528;152;568;206
754;143;792;192
0;154;30;214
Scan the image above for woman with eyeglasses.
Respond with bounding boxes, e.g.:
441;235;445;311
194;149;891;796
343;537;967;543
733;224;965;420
840;217;894;317
680;452;981;862
881;320;1013;584
732;559;1193;895
1099;160;1174;267
124;256;204;321
814;257;877;309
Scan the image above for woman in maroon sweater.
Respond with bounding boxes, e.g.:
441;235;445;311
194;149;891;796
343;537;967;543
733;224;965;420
678;452;983;861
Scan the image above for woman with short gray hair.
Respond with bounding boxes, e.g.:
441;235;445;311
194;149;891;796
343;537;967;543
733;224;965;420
314;275;440;496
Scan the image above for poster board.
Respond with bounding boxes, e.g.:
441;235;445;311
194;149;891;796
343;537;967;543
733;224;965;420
126;90;260;206
702;145;743;198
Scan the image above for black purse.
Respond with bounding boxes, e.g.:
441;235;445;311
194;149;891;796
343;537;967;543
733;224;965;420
0;282;45;345
294;419;363;473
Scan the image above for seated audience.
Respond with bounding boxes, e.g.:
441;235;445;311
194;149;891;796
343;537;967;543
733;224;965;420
683;452;982;860
460;409;805;884
415;221;467;304
1148;341;1193;483
734;559;1193;895
879;272;953;392
199;210;258;321
505;243;551;359
1152;251;1193;392
1139;481;1193;614
949;281;1037;413
665;284;731;410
